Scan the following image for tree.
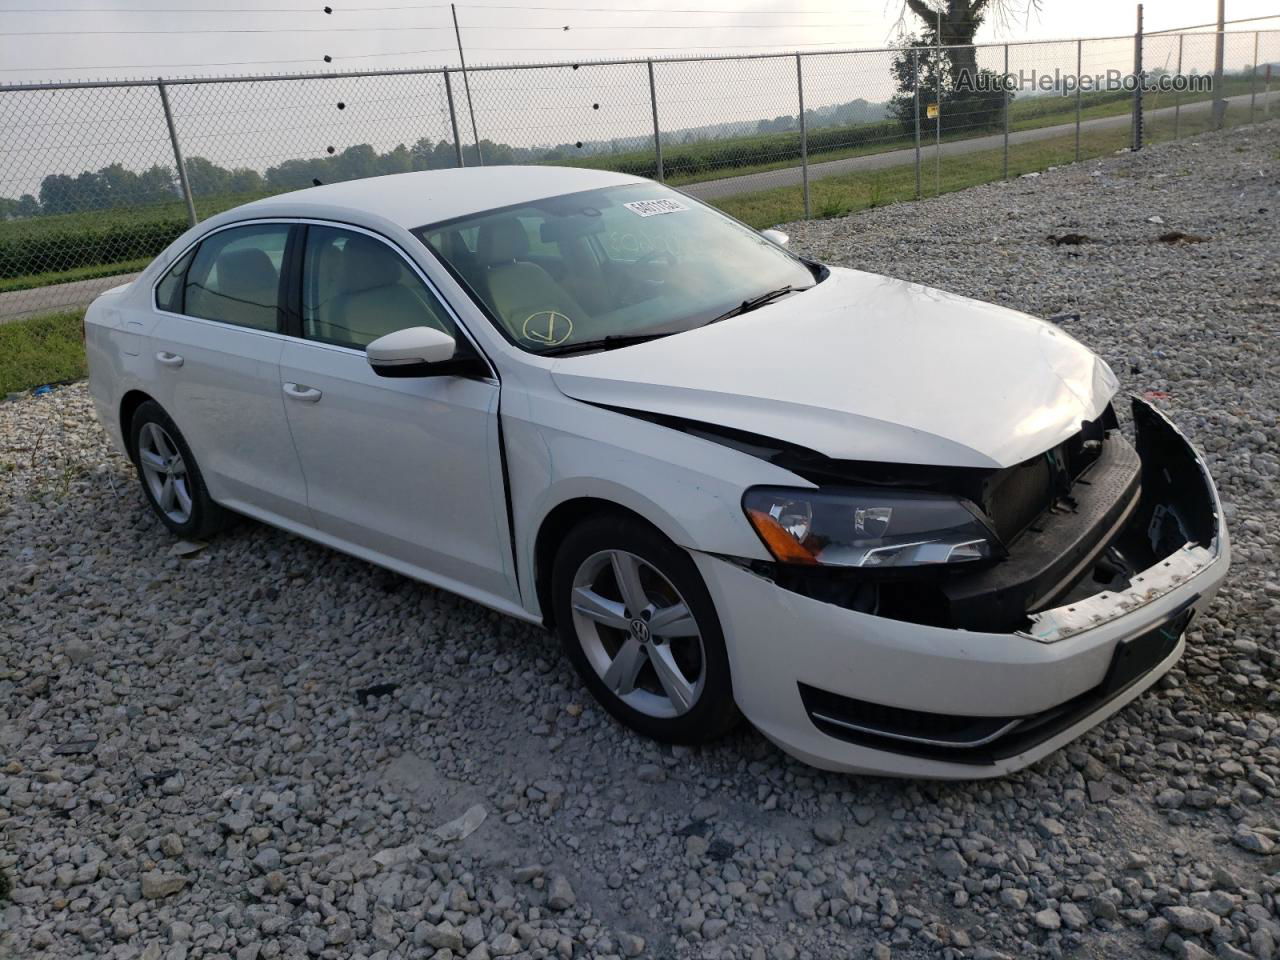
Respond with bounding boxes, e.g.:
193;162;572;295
185;156;231;196
228;168;265;195
39;174;79;214
887;34;1008;136
897;0;1039;84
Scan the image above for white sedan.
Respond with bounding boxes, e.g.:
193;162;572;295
85;166;1230;778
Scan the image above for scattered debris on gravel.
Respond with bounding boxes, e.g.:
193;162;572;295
3;121;1278;960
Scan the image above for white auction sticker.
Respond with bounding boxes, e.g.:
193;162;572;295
623;198;689;217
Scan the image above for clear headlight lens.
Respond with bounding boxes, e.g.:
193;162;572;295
743;486;1000;568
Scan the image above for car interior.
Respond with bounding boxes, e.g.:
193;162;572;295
303;229;452;349
184;244;282;331
423;211;679;346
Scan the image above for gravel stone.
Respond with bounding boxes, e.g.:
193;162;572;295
791;889;822;919
140;872;188;900
1033;909;1062;931
1163;906;1217;934
1058;902;1088;930
936;849;967;879
546;874;576;910
813;819;843;845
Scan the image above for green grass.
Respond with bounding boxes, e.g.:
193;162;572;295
0;310;87;396
710;91;1265;228
712;123;1131;227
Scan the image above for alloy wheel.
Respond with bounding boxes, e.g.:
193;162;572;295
137;421;193;524
569;549;706;718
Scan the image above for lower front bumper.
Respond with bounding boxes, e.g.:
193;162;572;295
698;399;1230;779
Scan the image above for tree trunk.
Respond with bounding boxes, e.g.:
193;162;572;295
905;0;988;83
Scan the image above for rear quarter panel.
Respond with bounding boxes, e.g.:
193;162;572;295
84;284;147;456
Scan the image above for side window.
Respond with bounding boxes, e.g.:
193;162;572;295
183;223;289;331
155;246;196;313
302;225;455;350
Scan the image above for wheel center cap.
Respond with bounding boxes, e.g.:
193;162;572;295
629;618;651;644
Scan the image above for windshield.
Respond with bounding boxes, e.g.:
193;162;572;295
413;182;819;354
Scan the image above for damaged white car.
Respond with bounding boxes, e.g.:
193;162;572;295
85;167;1230;778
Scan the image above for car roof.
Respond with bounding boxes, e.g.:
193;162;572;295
234;165;648;230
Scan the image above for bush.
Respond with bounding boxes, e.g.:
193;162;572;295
575;117;907;181
0;212;188;280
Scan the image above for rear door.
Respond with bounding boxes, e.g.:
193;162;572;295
277;222;516;604
147;221;312;526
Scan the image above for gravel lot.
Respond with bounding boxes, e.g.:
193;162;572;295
2;121;1278;960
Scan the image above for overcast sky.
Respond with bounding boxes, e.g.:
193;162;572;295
2;0;1278;83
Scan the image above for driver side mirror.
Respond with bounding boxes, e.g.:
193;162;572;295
760;228;789;247
367;326;458;378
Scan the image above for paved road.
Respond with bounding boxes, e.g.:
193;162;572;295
0;272;139;324
0;93;1259;324
681;92;1255;201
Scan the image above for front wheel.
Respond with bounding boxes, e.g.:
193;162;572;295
551;514;740;744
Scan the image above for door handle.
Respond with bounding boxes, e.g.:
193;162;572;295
156;351;183;368
283;382;322;403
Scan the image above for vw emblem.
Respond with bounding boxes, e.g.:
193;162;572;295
521;310;573;346
629;618;651;644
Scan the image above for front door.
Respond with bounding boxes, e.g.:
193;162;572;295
278;223;516;603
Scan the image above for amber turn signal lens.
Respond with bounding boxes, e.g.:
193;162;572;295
746;508;818;565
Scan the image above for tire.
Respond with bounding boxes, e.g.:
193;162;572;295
552;513;740;744
128;400;227;540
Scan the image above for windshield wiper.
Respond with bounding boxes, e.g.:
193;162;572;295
705;285;806;326
538;331;675;357
539;284;811;356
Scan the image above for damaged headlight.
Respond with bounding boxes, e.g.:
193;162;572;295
743;487;1002;568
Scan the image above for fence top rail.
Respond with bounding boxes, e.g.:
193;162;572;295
1;27;1275;94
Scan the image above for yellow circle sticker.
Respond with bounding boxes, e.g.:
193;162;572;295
522;310;573;346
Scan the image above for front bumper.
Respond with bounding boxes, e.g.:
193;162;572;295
697;398;1230;779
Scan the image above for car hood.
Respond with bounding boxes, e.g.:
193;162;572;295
550;266;1118;469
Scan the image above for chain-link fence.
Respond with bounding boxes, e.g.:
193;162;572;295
2;29;1276;321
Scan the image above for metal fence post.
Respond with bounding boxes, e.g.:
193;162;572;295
1075;39;1083;161
443;68;465;168
1002;44;1010;180
451;2;483;165
1132;4;1143;151
1174;33;1183;139
1250;32;1260;123
1212;7;1226;129
796;53;810;219
157;79;197;228
647;59;664;182
934;40;942;195
913;48;922;199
